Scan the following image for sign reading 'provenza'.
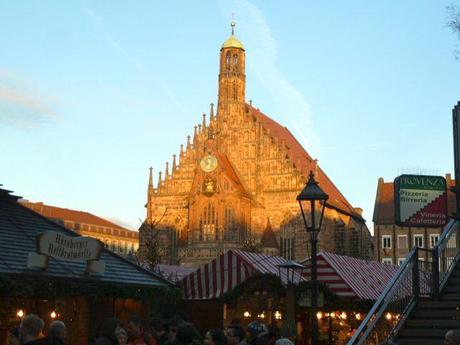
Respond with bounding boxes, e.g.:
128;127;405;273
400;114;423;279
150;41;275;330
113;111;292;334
395;174;448;227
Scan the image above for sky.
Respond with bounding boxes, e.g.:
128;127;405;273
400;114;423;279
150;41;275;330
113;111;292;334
0;0;459;231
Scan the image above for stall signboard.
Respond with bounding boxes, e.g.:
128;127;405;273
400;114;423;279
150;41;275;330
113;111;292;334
37;231;102;261
394;174;448;228
28;231;105;273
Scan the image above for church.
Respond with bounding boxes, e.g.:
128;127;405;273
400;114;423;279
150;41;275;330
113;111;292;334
140;23;373;267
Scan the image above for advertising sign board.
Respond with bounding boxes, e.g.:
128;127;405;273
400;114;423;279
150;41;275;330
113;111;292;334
395;174;448;228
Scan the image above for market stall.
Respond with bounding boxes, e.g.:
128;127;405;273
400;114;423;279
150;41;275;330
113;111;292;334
181;249;303;333
299;252;400;344
0;188;172;345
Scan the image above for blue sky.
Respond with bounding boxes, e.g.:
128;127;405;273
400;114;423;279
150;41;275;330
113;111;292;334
0;0;459;231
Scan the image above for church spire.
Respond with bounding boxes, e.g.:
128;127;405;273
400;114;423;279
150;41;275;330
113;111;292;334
210;103;215;121
148;166;153;187
157;171;162;189
147;167;154;221
172;154;177;171
218;21;246;120
202;113;206;136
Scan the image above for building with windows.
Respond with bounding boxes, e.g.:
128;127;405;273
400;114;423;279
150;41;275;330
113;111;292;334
141;23;373;267
20;200;139;256
373;174;456;265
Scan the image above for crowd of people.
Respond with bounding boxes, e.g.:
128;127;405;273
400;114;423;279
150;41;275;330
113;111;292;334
6;314;294;345
10;314;460;345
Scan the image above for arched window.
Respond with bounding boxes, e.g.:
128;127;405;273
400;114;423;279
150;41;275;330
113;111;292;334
234;54;238;65
225;207;235;227
200;203;218;241
226;52;231;65
224;206;237;241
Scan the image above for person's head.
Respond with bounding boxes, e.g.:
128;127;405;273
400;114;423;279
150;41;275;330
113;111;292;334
126;317;144;338
115;327;128;345
225;325;245;345
167;320;179;341
176;322;199;345
445;330;460;345
49;320;67;341
246;321;266;340
267;325;280;342
19;314;45;342
275;339;293;345
98;317;122;343
205;329;227;345
150;319;167;337
7;327;21;345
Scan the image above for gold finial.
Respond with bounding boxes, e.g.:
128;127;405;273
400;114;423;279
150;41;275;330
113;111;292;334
231;14;236;35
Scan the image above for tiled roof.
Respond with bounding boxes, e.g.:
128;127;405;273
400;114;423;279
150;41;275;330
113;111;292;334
20;200;136;233
0;189;169;287
373;176;456;224
301;252;399;300
248;104;362;220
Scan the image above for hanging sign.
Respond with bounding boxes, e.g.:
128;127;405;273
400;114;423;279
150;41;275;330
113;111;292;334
28;231;105;273
394;174;448;228
37;232;102;261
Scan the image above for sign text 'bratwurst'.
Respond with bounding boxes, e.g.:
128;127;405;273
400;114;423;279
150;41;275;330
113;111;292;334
394;174;448;228
37;232;102;262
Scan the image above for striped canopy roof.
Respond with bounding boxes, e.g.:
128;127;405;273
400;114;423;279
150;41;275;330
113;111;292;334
182;250;304;300
301;252;399;300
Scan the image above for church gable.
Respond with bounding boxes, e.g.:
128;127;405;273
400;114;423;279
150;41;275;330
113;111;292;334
142;23;372;266
186;150;250;198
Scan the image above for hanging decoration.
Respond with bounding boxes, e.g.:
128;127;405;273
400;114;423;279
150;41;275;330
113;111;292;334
0;275;180;301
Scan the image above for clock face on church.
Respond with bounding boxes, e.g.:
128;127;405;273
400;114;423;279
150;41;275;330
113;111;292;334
200;155;218;173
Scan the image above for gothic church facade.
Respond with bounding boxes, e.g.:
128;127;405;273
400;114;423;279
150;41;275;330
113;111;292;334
140;24;373;267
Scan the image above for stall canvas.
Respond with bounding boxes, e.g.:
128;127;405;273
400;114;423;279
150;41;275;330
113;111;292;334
182;249;304;300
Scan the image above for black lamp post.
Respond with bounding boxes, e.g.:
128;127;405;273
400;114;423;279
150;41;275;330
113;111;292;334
278;261;306;341
297;171;329;345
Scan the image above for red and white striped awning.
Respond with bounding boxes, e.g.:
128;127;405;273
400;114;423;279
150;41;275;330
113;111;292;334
301;252;399;300
182;250;304;300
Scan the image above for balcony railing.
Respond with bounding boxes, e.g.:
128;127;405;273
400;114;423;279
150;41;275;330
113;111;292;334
348;219;460;345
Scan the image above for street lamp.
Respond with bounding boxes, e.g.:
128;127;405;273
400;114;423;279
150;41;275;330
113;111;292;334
297;171;329;345
278;261;306;341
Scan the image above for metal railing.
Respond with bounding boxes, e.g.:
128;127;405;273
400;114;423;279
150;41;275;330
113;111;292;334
434;220;460;295
348;219;459;345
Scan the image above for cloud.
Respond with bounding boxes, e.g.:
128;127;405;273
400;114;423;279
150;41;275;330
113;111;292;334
317;142;394;151
80;5;190;120
81;4;146;73
0;70;58;129
219;0;317;151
